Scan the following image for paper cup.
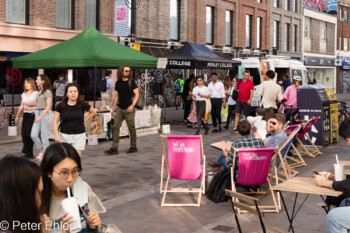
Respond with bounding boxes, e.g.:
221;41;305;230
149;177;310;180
334;164;345;181
61;197;82;233
162;125;170;134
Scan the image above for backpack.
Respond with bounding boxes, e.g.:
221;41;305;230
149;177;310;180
206;169;231;203
174;79;181;92
99;78;107;92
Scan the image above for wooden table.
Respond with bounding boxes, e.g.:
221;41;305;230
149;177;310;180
211;141;232;151
272;177;343;233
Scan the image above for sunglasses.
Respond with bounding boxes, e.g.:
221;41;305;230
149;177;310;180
124;70;131;73
269;121;277;125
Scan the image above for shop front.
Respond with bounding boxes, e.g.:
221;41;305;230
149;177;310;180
304;56;336;90
339;58;350;94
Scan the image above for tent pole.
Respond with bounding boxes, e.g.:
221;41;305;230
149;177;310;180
11;69;14;114
145;69;148;106
93;66;97;108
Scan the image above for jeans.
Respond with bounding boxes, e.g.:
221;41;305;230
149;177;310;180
195;101;208;134
215;154;229;169
327;207;350;233
112;107;136;149
31;110;51;152
211;98;223;127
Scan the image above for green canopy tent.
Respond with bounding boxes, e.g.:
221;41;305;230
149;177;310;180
13;27;158;107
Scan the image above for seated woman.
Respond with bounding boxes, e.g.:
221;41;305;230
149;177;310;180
41;142;106;232
0;155;71;233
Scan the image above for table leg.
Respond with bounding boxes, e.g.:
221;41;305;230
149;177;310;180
279;191;295;233
320;195;329;213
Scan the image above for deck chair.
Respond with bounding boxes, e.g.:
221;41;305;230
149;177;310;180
292;117;322;157
160;135;205;207
225;190;289;233
275;125;307;181
231;147;280;213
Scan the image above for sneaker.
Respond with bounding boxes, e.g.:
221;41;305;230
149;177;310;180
35;152;44;162
208;160;217;167
105;148;119;155
232;128;238;133
223;126;229;129
212;129;219;133
126;147;138;153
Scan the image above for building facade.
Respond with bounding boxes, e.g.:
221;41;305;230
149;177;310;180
269;0;303;60
336;0;350;94
303;7;337;89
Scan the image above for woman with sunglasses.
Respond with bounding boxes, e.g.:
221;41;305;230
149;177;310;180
41;143;105;233
31;74;53;162
53;84;96;157
280;76;302;111
192;76;210;135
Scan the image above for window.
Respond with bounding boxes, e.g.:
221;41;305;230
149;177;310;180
304;18;310;38
225;10;233;46
285;0;290;11
274;0;280;8
293;0;297;13
345;11;348;21
320;28;326;41
285;23;290;51
56;0;74;29
340;9;342;20
344;38;348;51
294;25;298;52
257;17;262;49
257;0;262;3
6;0;28;24
246;15;252;48
85;0;98;29
273;21;280;49
206;6;214;44
170;0;180;41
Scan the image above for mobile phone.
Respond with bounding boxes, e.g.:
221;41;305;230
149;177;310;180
312;170;319;175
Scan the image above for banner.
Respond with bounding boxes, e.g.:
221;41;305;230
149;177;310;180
114;0;130;37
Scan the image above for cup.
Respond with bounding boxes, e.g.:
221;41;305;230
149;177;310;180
61;197;82;233
334;164;345;181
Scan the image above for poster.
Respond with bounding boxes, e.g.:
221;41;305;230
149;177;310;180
89;118;101;135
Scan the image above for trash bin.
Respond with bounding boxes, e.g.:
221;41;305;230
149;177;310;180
297;85;331;146
324;88;339;143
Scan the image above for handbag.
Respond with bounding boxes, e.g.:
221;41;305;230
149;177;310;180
232;79;242;101
128;78;145;109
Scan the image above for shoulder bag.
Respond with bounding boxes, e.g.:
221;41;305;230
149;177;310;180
232;79;242;101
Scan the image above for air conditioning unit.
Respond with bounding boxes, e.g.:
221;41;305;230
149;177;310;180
242;49;251;54
222;47;232;54
119;37;131;46
253;50;260;55
206;45;213;50
167;41;182;49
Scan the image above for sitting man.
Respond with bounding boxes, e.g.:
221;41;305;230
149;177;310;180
264;113;288;149
314;118;350;233
208;120;265;172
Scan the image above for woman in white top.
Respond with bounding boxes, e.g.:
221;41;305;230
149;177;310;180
224;76;237;129
31;74;53;162
192;76;210;135
15;78;38;159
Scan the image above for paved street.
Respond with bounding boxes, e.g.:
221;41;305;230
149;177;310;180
0;94;350;233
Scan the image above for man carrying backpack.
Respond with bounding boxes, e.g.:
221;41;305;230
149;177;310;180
174;75;184;110
100;70;114;109
53;73;67;104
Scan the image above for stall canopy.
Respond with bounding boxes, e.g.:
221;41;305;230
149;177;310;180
164;43;240;69
13;27;158;69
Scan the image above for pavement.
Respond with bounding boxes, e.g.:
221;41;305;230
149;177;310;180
0;94;350;233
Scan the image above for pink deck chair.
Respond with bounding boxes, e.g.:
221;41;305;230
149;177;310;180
160;135;205;207
231;147;280;214
287;117;322;158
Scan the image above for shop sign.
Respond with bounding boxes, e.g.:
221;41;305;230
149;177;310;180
341;58;350;70
304;56;335;66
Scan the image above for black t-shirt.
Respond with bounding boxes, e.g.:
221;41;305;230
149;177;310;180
115;79;138;109
55;102;91;134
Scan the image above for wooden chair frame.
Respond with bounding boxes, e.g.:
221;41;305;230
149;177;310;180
231;148;280;214
225;190;289;233
160;135;206;207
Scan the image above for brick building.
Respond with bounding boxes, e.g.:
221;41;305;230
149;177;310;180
302;5;337;89
337;0;350;93
269;0;303;60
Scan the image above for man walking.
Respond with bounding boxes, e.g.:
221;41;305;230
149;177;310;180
260;70;283;112
105;65;139;155
100;70;114;109
233;71;254;132
208;72;226;132
53;73;67;104
174;75;184;110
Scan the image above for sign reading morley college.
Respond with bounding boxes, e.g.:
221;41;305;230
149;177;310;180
167;60;234;69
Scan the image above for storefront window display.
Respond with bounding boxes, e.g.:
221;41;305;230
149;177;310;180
307;68;334;88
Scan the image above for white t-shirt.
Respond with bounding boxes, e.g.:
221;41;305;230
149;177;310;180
192;86;210;101
208;81;225;98
227;85;236;106
21;91;38;113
